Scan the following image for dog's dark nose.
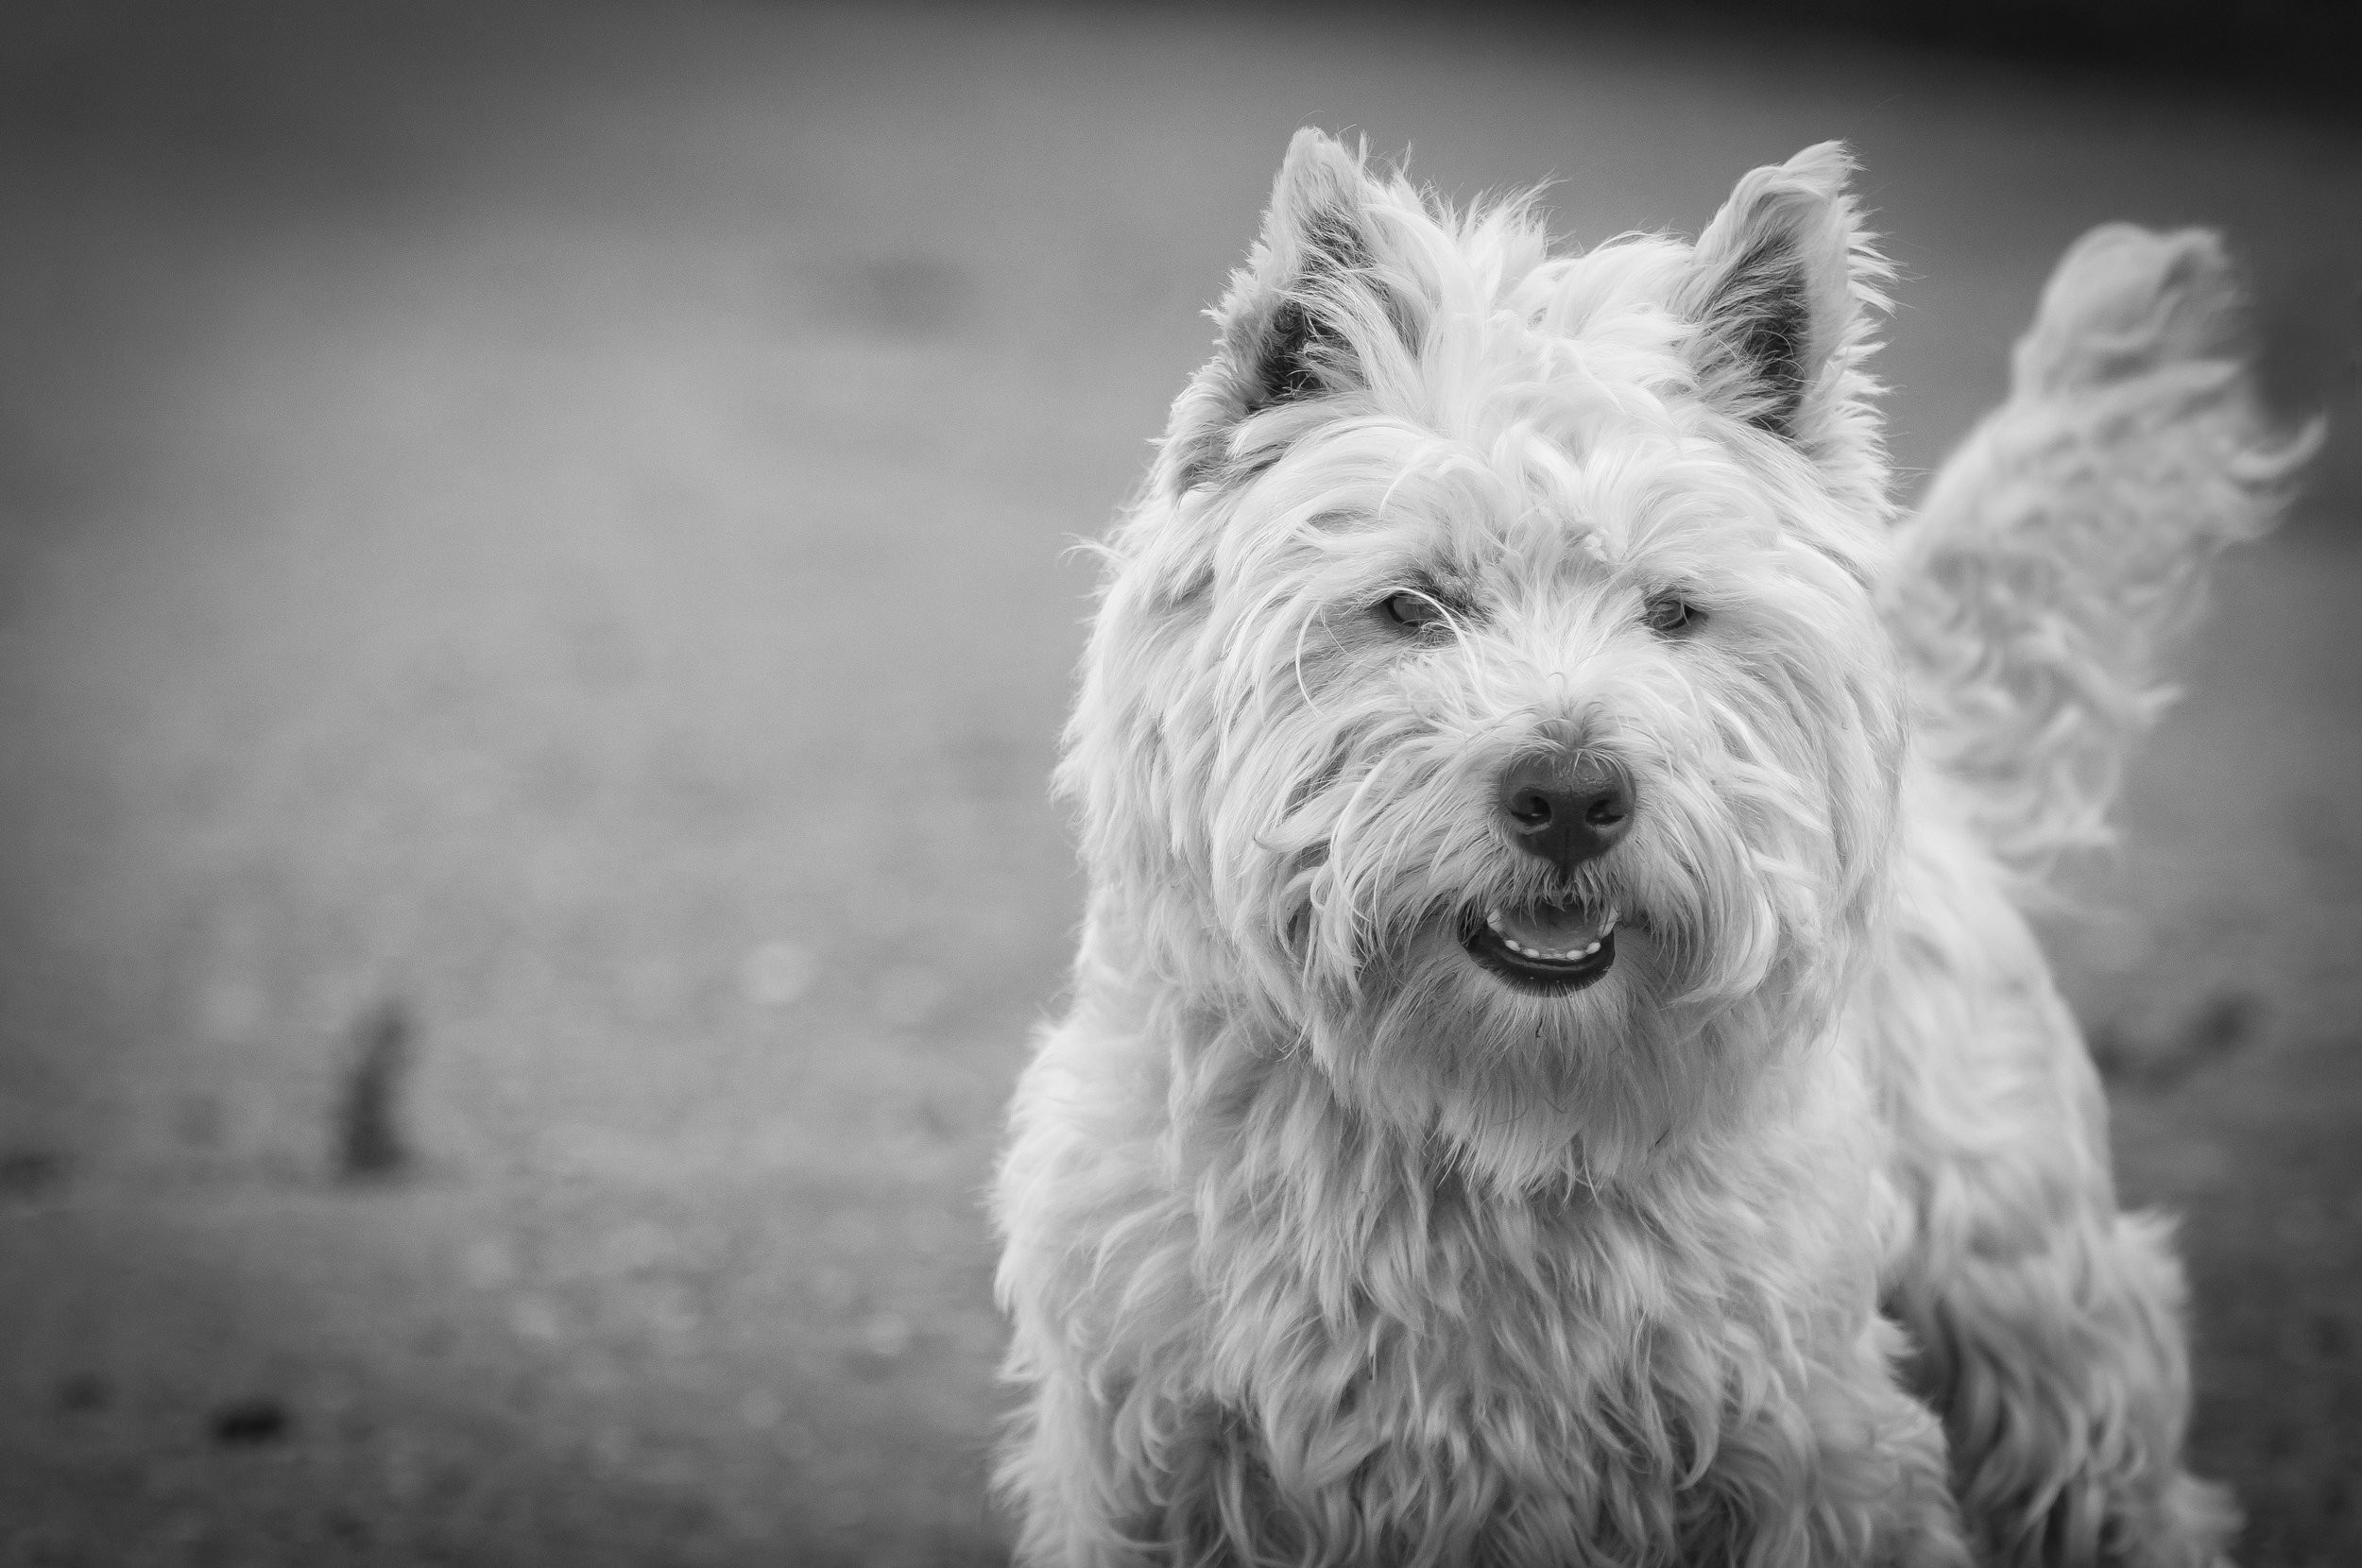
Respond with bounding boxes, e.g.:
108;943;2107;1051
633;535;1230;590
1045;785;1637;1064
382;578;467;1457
1498;754;1634;872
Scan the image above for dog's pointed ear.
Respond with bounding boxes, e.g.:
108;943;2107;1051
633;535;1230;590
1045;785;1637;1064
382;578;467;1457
1683;143;1890;484
1162;129;1417;491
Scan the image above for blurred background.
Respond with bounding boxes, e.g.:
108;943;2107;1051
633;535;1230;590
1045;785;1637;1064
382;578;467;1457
0;3;2355;1564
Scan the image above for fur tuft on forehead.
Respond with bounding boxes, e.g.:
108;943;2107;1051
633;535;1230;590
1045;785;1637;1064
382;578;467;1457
1156;128;1892;534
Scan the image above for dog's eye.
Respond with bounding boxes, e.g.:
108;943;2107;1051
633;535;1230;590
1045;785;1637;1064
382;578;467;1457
1381;590;1450;632
1641;592;1703;636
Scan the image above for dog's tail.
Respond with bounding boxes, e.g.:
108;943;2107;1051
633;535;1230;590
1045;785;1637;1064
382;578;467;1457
1885;224;2319;895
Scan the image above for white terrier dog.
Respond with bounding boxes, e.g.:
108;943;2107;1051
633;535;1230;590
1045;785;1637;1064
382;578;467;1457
994;130;2313;1566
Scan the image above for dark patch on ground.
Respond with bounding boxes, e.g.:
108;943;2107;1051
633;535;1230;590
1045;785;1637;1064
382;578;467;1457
336;1000;414;1182
805;253;970;342
0;1148;70;1200
209;1397;295;1447
2089;988;2264;1090
52;1372;109;1414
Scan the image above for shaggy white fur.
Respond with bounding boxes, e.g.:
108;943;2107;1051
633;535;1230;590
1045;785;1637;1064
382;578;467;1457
994;130;2314;1567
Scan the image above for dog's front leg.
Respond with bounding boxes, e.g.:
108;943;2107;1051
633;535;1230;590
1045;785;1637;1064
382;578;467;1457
1889;1201;2235;1568
1878;978;2235;1567
1690;1323;1974;1568
1001;1375;1291;1568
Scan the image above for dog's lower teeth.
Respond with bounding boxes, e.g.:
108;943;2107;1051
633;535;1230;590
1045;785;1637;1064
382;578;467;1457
1483;905;1616;963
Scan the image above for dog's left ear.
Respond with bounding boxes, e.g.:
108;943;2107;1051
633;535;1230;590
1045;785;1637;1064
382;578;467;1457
1683;143;1889;486
1161;129;1421;493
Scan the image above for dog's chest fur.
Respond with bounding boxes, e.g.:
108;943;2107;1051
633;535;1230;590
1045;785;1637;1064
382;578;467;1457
1023;1003;1898;1553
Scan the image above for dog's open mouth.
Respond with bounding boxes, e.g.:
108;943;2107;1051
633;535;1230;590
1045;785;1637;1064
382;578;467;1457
1462;901;1617;994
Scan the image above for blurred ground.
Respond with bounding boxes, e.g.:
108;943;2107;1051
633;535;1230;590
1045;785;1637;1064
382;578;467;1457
0;3;2355;1564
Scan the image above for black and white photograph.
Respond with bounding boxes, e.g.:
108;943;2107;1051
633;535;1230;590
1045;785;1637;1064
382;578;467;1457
1;4;2355;1564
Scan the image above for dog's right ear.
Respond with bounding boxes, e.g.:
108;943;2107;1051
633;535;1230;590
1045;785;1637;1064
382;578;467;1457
1680;143;1890;504
1161;129;1417;492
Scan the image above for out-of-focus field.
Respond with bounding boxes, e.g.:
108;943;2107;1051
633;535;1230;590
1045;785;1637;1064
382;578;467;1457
0;4;2354;1564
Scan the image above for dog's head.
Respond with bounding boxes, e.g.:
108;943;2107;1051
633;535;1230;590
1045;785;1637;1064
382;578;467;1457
1068;131;1906;1186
